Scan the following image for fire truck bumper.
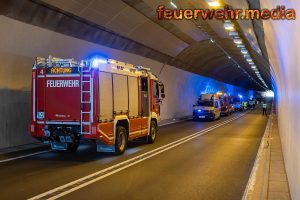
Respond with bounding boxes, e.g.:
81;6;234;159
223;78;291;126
96;141;115;153
50;142;68;150
193;112;215;120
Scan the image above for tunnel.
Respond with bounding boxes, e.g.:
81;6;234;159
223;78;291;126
0;0;298;200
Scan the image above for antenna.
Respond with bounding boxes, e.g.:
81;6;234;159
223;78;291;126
158;62;166;77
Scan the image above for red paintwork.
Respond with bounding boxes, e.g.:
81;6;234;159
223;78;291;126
30;60;162;148
45;76;81;122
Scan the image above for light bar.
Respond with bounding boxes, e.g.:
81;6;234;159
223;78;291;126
247;58;253;62
237;44;245;48
251;65;257;69
91;58;108;68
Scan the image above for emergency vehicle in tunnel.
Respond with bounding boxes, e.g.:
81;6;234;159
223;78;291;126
215;92;234;116
30;56;165;154
193;93;221;121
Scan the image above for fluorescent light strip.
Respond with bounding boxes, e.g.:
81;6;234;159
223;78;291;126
170;1;177;8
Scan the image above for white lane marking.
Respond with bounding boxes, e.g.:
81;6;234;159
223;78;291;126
0;114;232;163
0;150;51;163
159;118;192;127
28;112;248;200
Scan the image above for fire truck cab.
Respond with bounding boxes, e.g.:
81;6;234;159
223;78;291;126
30;56;165;154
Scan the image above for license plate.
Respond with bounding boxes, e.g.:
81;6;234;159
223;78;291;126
198;116;205;119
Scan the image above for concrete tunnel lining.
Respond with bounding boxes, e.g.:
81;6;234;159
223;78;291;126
0;0;298;199
0;0;271;90
0;15;253;149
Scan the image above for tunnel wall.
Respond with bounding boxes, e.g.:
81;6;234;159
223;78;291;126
0;16;251;149
261;1;300;199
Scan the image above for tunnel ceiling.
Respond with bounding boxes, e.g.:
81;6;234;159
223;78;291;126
0;0;272;91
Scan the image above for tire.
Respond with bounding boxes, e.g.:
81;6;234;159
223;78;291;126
211;114;216;122
115;126;127;155
67;142;79;152
147;121;157;144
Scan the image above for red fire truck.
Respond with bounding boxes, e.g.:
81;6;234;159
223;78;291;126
216;92;234;116
30;56;165;154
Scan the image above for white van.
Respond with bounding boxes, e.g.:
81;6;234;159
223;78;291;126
193;94;221;121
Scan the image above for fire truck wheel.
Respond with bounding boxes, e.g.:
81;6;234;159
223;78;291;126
147;121;157;144
67;142;79;152
115;126;127;155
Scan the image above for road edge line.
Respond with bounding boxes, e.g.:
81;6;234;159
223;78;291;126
242;114;272;200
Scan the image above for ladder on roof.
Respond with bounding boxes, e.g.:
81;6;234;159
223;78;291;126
80;64;93;135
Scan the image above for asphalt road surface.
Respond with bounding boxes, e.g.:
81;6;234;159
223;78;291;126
0;109;268;200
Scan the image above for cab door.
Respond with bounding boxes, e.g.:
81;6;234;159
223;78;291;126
150;80;160;115
140;77;149;135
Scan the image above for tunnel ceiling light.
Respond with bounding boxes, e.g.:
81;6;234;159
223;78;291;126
229;31;238;37
234;38;242;44
249;62;254;65
251;65;257;69
241;49;248;54
197;18;265;90
170;1;178;8
206;0;221;7
224;22;235;31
